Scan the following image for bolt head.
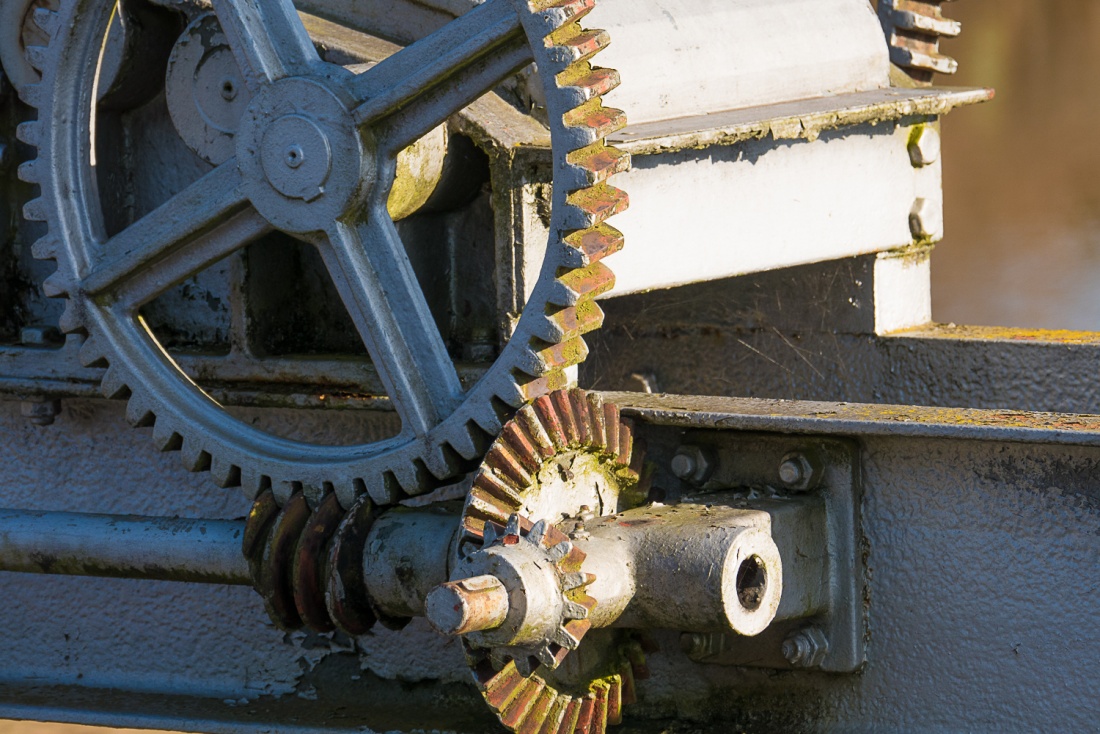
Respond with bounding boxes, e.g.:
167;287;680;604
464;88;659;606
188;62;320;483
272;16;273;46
908;126;941;167
21;399;61;426
909;197;943;241
777;450;821;491
671;445;714;485
782;627;829;668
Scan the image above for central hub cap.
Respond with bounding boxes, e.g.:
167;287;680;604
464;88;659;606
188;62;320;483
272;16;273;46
237;75;373;234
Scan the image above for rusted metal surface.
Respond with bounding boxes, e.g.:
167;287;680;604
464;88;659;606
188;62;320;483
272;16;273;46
878;0;961;85
0;509;248;584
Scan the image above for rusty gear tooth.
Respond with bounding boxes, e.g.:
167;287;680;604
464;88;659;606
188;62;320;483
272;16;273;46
537;694;570;734
534;0;597;30
501;677;547;730
551;389;580;446
559;698;583;734
549;262;617;307
517;404;558;460
566;143;631;188
618;663;636;707
615;421;634;469
591;682;610;733
561;224;626;269
606;676;622;726
500;421;545;475
563;99;628;143
603;403;621;457
467;490;516;526
564;184;630;231
482;661;527;711
258;492;310;631
536;300;605;343
533;394;570;452
575;695;597;734
556;66;620;105
474;468;526;508
584;392;608;449
878;0;961;83
568;389;593;446
486;442;537;488
545;27;610;70
516;688;559;734
291;492;343;632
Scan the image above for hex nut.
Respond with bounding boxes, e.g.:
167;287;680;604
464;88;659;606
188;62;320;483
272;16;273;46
782;626;829;668
777;450;822;492
908;126;941;167
21;399;61;426
909;197;943;240
671;445;714;485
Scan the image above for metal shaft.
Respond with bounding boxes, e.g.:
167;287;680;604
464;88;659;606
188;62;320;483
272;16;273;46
0;509;250;585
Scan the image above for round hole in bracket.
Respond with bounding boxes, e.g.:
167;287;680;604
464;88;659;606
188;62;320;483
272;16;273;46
736;554;767;611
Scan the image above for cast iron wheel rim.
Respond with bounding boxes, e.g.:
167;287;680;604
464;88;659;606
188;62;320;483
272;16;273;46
21;0;630;506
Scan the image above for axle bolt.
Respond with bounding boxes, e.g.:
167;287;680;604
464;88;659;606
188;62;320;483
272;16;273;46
909;197;943;240
425;574;510;636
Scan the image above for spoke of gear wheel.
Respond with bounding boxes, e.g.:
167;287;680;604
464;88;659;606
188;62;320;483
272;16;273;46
20;0;629;507
453;388;648;734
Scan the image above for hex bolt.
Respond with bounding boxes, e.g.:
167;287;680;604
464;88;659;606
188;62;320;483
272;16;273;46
777;451;821;492
909;197;943;240
908;126;941;167
21;399;61;427
425;575;510;636
670;445;715;485
782;627;829;668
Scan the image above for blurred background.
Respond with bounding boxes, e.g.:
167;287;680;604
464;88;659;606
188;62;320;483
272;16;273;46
1;1;1093;732
936;0;1100;330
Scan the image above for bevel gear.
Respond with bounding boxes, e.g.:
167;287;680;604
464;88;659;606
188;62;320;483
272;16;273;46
19;0;630;506
451;388;649;734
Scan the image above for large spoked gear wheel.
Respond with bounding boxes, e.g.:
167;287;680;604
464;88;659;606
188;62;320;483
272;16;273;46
19;0;630;506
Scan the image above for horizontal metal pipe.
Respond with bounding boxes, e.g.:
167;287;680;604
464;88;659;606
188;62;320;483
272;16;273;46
0;509;250;585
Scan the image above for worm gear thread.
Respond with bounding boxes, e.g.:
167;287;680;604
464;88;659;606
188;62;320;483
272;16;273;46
18;0;630;507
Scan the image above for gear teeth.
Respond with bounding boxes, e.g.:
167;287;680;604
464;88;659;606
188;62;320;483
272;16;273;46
20;83;45;109
78;337;107;368
41;270;69;298
535;300;604;343
23;196;48;222
515;336;589;377
447;420;487;461
562;600;589;621
567;389;592;446
481;662;527;711
17;160;41;185
550;390;579;446
33;7;61;36
592;681;610;732
500;677;546;730
24;46;49;74
422;441;464;480
58;306;83;335
606;676;622;727
534;0;597;30
500;419;545;474
516;404;557;460
565;143;630;188
516;687;558;734
575;694;596;734
560;224;624;271
17;122;42;147
562;99;628;146
210;456;242;488
99;367;130;399
532;394;568;452
486;438;537;488
180;440;212;472
563;184;629;231
151;418;184;452
273;479;298;506
561;572;595;590
125;396;156;428
556;66;620;106
548;262;616;307
469;400;504;437
239;470;270;501
536;694;569;734
560;698;582;734
545;28;610;71
31;235;60;260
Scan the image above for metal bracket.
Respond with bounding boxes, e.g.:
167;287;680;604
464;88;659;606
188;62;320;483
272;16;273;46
665;432;864;673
